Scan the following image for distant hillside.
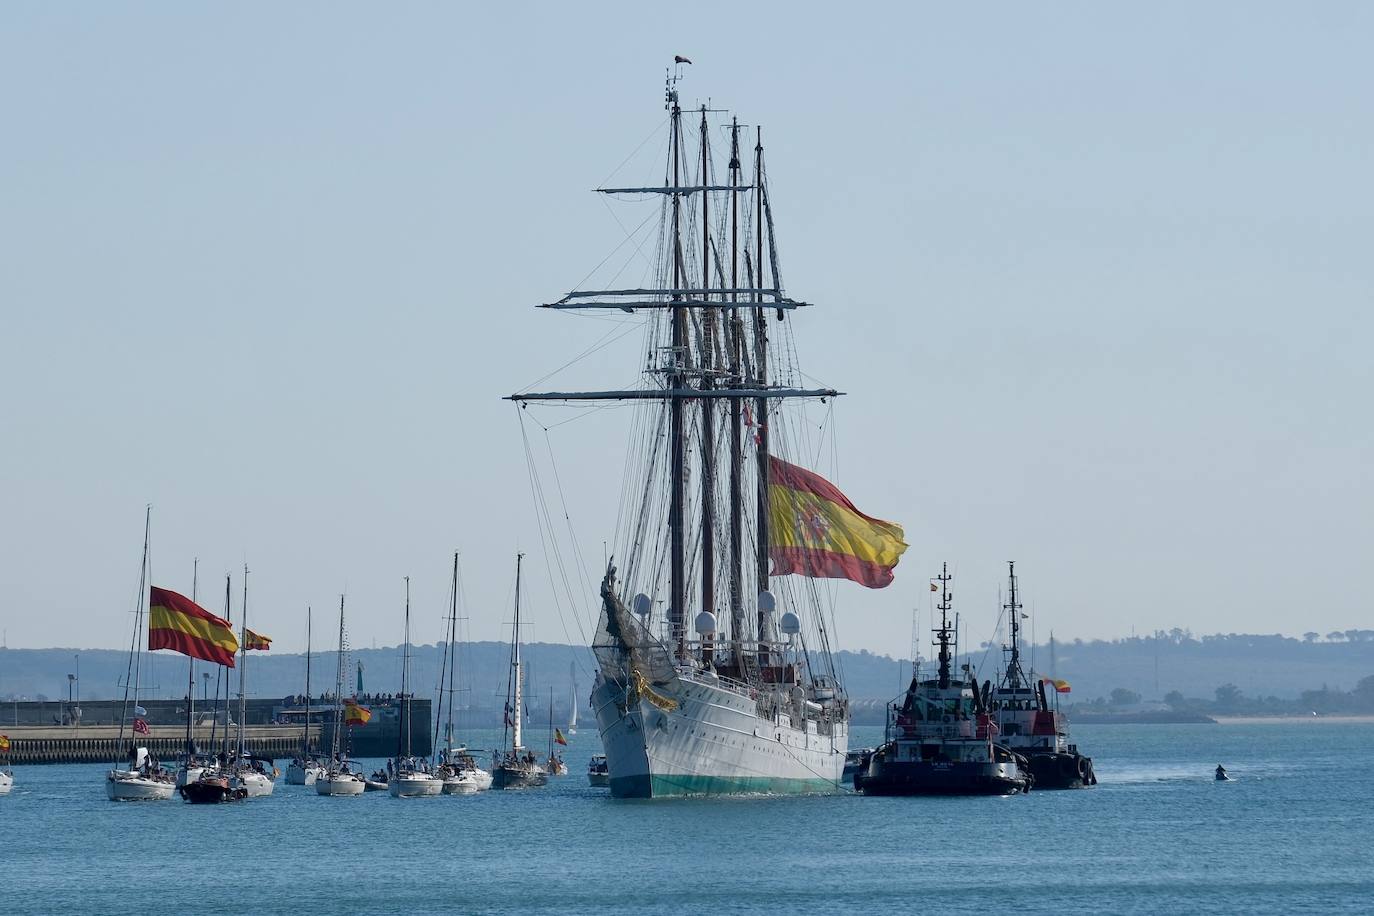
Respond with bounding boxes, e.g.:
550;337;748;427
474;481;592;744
3;631;1372;712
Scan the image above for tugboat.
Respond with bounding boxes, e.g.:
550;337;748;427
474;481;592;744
984;562;1096;789
855;564;1031;796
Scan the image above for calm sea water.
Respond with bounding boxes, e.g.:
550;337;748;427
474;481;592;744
5;721;1371;914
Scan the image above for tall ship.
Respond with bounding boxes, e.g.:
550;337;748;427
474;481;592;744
510;64;907;798
855;564;1031;796
984;561;1096;788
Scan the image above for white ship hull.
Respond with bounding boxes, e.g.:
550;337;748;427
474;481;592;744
106;771;175;801
442;769;492;794
592;672;847;798
0;771;12;795
315;773;366;796
236;770;275;797
389;773;444;797
285;760;324;786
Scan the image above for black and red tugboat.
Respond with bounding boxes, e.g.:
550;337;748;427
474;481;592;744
983;561;1096;789
855;564;1032;796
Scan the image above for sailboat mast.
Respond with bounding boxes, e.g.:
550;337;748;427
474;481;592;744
399;576;412;760
445;553;459;756
512;553;524;751
698;103;716;655
221;574;232;760
753;130;771;661
303;606;312;756
237;564;248;757
186;558;198;757
115;506;151;759
668;81;687;663
726;116;744;661
331;595;345;763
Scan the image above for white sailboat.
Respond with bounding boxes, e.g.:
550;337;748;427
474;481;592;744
286;606;326;786
512;66;907;797
435;552;491;794
107;507;175;801
317;595;366;797
389;577;443;798
491;554;548;790
229;565;274;797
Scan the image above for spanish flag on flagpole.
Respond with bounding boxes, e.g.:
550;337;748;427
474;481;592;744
149;587;238;666
1039;675;1072;694
245;629;272;651
767;456;907;589
344;699;372;726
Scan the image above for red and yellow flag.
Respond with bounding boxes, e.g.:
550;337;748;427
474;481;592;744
245;629;272;651
344;700;372;726
1039;675;1072;694
767;457;907;589
149;587;238;667
554;728;568;746
0;735;10;752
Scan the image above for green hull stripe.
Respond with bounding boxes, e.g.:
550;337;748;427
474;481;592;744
609;773;838;798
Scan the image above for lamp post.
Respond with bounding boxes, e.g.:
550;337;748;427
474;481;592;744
67;673;75;725
202;671;210;702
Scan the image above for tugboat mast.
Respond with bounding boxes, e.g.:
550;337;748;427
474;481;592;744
935;562;953;689
1004;560;1027;690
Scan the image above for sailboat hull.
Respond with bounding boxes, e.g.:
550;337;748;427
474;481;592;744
592;673;846;799
388;774;444;797
236;770;275;797
0;771;13;795
106;772;175;801
315;774;366;796
285;761;324;786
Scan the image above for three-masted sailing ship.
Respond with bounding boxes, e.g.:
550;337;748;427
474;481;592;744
511;66;907;797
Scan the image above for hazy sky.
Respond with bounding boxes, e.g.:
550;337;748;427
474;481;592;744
2;2;1370;658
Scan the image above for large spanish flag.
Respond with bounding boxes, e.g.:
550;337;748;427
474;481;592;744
148;586;238;667
768;456;907;589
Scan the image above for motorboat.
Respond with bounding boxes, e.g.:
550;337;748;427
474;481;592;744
285;756;326;786
587;754;609;788
180;770;247;804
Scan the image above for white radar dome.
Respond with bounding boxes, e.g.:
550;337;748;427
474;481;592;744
694;611;717;635
758;590;777;614
632;593;652;617
779;611;801;635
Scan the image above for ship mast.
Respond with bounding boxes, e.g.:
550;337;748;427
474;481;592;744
512;553;525;752
936;563;953;689
1003;561;1027;689
698;103;716;664
726;116;744;664
668;76;687;663
753;128;771;668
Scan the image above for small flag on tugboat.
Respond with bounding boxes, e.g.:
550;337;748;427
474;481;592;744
344;700;372;726
1039;675;1071;693
245;629;272;651
768;456;907;589
554;728;568;746
133;718;150;736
